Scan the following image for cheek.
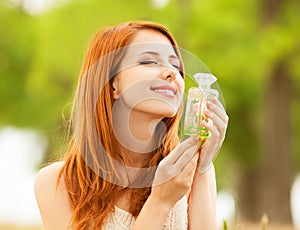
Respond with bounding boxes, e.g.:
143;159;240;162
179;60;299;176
117;71;138;92
118;68;160;93
177;76;185;93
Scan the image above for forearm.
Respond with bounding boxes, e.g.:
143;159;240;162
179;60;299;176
132;194;171;230
188;165;218;230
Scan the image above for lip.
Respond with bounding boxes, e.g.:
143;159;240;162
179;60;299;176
150;84;177;98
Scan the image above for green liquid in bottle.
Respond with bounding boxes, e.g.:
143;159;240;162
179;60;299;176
184;87;211;140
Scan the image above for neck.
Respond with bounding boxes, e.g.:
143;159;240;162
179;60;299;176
111;99;167;188
129;110;161;142
112;99;165;163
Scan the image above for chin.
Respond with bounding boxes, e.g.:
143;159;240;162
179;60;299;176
136;100;178;118
161;108;177;118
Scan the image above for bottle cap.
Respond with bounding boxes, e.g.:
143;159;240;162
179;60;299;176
193;73;219;98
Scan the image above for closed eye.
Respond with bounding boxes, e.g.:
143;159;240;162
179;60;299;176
139;60;158;65
172;64;180;70
139;60;180;71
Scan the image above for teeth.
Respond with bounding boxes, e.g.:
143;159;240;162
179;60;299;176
153;89;175;95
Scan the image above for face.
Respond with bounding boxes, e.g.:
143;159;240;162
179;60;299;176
112;29;185;118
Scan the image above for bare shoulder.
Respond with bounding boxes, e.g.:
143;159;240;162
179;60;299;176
34;161;66;199
35;161;64;187
34;161;73;229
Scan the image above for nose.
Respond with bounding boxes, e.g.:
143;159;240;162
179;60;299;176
161;65;179;81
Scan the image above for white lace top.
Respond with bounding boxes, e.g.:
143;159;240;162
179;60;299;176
102;196;188;230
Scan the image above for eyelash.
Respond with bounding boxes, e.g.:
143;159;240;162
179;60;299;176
139;60;158;65
139;61;180;70
172;64;180;70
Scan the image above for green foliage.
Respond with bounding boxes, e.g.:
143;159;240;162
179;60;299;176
0;0;300;171
0;5;36;126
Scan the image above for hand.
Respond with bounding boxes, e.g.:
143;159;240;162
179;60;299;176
151;136;199;207
197;97;229;174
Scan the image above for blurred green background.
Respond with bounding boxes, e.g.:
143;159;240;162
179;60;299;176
0;0;300;229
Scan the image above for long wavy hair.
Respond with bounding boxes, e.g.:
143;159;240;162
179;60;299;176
59;21;185;229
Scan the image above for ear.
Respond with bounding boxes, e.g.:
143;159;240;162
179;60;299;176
112;80;119;99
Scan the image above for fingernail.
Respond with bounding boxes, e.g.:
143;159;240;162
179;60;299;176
204;109;211;116
206;101;212;108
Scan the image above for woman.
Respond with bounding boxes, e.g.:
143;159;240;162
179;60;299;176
34;21;229;229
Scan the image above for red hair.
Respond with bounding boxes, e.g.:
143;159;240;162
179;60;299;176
59;21;184;229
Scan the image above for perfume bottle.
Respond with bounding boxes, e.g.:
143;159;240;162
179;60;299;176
184;87;210;139
184;73;218;139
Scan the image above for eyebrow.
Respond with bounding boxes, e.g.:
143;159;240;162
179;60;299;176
138;51;179;61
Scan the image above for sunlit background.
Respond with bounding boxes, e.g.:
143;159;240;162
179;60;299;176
0;0;299;229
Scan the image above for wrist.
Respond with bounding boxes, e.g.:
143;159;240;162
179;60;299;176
146;193;173;216
197;162;213;175
132;193;172;229
194;164;215;183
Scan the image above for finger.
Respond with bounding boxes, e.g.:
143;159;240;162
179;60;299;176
204;110;227;137
159;144;198;181
209;97;225;110
202;119;220;142
206;103;228;145
153;164;177;186
180;153;199;179
173;144;198;170
207;100;229;124
204;108;227;147
207;100;227;122
153;147;198;186
213;116;227;143
161;136;199;165
201;118;224;152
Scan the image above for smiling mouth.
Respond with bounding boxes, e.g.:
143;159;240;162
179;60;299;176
150;85;177;98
